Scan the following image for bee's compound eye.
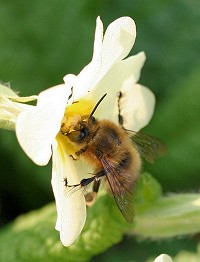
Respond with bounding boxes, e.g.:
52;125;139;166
80;127;88;141
67;131;81;142
67;128;89;143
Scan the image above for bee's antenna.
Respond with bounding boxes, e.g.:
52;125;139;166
89;93;107;118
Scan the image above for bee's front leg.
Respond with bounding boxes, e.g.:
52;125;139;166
69;154;78;160
75;146;88;156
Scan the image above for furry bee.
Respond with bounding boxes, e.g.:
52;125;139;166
61;94;166;223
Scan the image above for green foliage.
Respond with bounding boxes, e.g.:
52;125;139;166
0;173;199;261
0;0;200;261
145;66;200;192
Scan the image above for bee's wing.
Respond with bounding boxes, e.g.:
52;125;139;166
127;130;167;163
100;158;135;223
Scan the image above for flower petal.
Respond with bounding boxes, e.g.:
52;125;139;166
64;17;136;100
52;139;86;246
119;81;155;131
56;133;93;184
88;52;146;123
0;83;18;97
100;16;136;74
92;16;103;61
0;95;33;130
63;17;103;100
154;254;173;262
16;84;71;165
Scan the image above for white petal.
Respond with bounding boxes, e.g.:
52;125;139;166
92;16;103;61
63;74;76;88
16;84;71;165
63;17;103;100
119;81;155;131
65;17;136;100
154;254;173;262
59;189;86;246
88;52;146;123
52;139;86;246
0;95;33;130
64;61;100;101
100;16;136;75
56;133;93;184
0;83;18;97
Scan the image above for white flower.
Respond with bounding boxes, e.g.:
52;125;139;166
15;16;155;246
0;83;37;130
154;254;173;262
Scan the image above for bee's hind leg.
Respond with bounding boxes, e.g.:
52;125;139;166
65;170;106;205
85;170;106;206
66;176;96;188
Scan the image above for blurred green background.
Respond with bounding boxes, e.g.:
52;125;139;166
0;1;200;261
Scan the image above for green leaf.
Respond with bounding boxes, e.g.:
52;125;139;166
0;194;127;262
0;173;200;261
135;172;162;210
133;193;200;238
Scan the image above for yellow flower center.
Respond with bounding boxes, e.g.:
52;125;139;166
64;97;94;117
56;97;94;157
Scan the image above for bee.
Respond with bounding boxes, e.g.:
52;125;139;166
61;93;166;223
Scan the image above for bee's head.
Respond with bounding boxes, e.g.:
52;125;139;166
66;115;96;143
61;94;106;143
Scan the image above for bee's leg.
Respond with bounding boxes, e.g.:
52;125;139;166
66;170;106;188
69;154;78;161
94;170;106;179
117;91;124;126
67;86;74;101
93;178;101;193
85;170;106;206
85;181;99;206
75;146;88;156
85;177;101;206
66;176;96;188
66;170;106;205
